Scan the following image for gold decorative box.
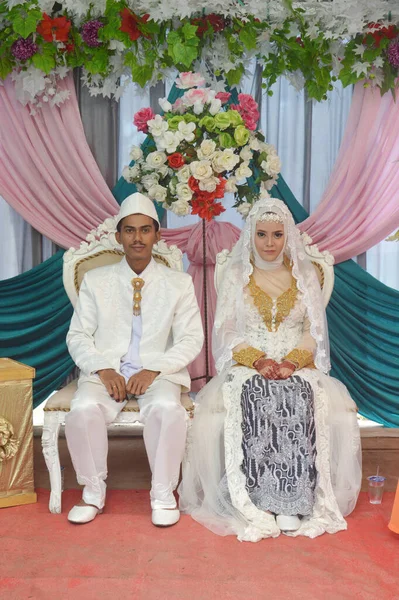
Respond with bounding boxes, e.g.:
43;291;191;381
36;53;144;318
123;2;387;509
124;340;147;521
0;358;37;508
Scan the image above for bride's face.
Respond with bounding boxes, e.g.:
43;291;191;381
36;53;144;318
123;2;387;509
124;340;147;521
254;221;285;262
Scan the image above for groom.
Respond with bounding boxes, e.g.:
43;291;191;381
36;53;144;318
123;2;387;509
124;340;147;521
65;192;204;526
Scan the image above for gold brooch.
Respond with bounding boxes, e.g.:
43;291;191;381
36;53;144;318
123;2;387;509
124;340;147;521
132;278;145;316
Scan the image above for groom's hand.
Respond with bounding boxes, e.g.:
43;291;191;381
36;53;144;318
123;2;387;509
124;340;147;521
126;370;160;396
98;369;127;402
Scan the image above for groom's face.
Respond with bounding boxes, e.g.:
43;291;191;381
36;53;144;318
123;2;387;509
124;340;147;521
116;214;160;263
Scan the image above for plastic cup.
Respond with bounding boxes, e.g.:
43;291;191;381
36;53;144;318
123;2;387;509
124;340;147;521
367;475;386;504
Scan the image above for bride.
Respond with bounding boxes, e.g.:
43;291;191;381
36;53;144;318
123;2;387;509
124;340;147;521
179;197;361;542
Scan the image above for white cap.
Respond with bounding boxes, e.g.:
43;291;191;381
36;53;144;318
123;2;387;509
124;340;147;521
116;192;160;227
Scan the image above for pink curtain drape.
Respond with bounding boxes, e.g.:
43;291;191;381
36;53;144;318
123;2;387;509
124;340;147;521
161;220;241;390
0;75;119;248
299;83;399;263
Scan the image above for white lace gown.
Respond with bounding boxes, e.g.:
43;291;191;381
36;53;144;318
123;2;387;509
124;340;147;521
179;292;362;542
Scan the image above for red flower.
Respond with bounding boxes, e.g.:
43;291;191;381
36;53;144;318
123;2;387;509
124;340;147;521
364;23;398;47
188;176;201;193
192;13;226;36
37;13;71;42
191;197;225;221
214;178;227;199
167;153;185;169
215;91;231;104
120;8;150;41
133;107;155;133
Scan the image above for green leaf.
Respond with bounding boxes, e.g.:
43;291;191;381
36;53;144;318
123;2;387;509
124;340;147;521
32;52;56;74
131;63;153;87
181;22;198;40
239;27;257;50
225;64;244;86
0;56;13;79
170;40;198;68
85;49;109;74
12;9;42;39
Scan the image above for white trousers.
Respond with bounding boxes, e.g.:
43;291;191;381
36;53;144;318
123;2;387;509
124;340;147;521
64;378;187;510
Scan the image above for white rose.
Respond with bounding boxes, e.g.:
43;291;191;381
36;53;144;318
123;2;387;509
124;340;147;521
122;165;132;182
212;149;240;173
264;178;277;191
260;142;277;156
235;161;253;180
156;131;183;154
197;139;216;160
236;202;252;217
178;121;196;142
148;184;167;202
265;155;282;177
177;165;191;183
193;100;205;115
146;151;167;169
176;183;193;202
190;160;213;181
209;98;222;115
169;199;191;216
199;176;219;192
225;177;238;193
141;173;160;191
249;137;261;151
157;164;169;179
239;145;253;162
122;164;140;182
147;114;169;137
129;145;143;161
159;97;172;112
259;187;272;200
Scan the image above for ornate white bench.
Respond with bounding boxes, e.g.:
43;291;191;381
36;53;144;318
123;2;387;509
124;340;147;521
41;217;193;514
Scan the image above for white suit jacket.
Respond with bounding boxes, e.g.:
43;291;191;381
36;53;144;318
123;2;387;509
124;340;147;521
67;257;204;391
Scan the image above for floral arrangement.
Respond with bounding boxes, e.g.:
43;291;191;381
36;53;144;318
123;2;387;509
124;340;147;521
1;1;399;106
122;73;280;220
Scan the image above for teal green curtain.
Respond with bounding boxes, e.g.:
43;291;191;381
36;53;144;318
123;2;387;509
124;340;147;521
272;178;399;427
0;251;74;408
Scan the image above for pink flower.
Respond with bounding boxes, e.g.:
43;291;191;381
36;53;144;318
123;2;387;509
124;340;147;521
172;98;185;114
231;94;260;130
215;91;231;104
238;93;259;113
243;116;258;131
133;107;155;133
183;87;208;105
176;72;206;89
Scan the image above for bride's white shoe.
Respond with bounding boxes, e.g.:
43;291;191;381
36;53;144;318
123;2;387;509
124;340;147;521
276;515;301;531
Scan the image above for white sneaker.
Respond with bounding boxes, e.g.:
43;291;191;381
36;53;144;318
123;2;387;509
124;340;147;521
68;504;102;524
152;508;180;527
276;515;301;531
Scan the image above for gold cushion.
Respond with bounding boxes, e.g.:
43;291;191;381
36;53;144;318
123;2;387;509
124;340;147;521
44;379;194;414
74;250;173;294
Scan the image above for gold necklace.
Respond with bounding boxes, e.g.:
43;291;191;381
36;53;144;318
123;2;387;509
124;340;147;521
248;258;298;332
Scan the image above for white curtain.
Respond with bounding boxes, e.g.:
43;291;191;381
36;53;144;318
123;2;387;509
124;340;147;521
0;196;33;280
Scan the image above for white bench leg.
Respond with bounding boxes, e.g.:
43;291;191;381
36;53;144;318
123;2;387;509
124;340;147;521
41;412;62;514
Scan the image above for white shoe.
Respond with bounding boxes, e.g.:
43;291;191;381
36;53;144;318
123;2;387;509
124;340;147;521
152;508;180;527
68;504;102;524
276;515;301;531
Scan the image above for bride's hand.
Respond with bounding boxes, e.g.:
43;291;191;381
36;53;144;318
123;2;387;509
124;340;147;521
253;358;279;379
274;361;296;380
